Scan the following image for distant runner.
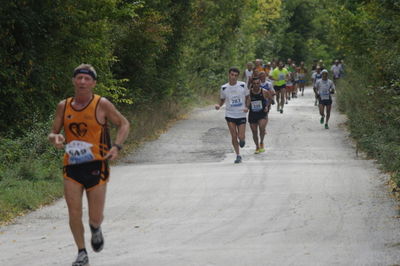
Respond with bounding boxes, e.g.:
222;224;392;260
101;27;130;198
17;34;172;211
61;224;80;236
285;63;296;102
259;70;276;106
331;59;342;84
312;67;323;106
315;69;335;129
270;61;288;113
215;67;250;163
242;62;254;87
297;61;307;96
254;59;265;73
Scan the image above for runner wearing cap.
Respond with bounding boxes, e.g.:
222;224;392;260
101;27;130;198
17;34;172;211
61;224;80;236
315;69;335;129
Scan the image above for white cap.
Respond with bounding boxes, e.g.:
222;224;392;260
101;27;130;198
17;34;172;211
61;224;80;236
321;69;328;74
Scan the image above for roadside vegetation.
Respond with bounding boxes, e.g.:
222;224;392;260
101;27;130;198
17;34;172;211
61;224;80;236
1;0;399;223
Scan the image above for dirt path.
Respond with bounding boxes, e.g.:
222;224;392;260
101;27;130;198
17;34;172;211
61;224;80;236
1;87;400;265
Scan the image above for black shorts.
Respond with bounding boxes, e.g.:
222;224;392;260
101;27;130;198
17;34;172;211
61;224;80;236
63;160;109;190
274;85;286;91
319;99;332;106
225;117;247;125
248;112;268;124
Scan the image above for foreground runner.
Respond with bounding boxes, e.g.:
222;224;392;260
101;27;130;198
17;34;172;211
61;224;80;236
315;69;335;129
48;64;130;266
270;61;288;113
215;67;250;163
248;77;272;154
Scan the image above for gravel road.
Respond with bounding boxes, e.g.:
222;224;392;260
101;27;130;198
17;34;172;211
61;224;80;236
1;86;400;266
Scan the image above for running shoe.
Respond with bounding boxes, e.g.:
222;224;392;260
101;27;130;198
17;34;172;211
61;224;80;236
90;225;104;253
280;109;283;114
320;116;324;124
259;143;265;153
325;124;329;129
234;155;242;164
285;100;288;104
239;139;245;148
271;100;275;105
72;251;89;266
254;149;260;154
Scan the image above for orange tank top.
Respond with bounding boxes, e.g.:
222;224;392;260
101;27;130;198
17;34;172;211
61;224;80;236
63;94;111;165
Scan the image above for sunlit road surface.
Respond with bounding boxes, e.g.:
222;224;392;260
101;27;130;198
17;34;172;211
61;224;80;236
1;87;400;266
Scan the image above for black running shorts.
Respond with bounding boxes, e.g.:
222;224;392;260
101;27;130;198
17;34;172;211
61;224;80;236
248;112;268;124
225;117;247;126
63;160;109;190
319;99;332;106
274;85;286;91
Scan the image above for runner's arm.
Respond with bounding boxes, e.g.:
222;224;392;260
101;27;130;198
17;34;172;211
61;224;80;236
48;100;66;149
101;99;130;160
244;95;250;112
215;98;225;110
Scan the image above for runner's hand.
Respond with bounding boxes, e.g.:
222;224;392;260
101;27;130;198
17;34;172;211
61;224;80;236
104;146;118;161
49;133;65;149
243;107;249;113
215;104;220;110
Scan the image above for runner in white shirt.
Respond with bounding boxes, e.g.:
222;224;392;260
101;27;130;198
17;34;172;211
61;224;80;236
242;62;253;87
312;67;323;106
215;67;250;163
331;59;341;84
315;69;335;129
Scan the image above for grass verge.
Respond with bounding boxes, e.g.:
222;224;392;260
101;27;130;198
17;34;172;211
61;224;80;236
336;70;400;197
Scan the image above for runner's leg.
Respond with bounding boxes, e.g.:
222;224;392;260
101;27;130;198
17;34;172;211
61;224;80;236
258;118;267;145
64;179;85;250
87;184;107;252
250;123;259;150
87;184;107;228
227;121;240;155
280;88;286;111
276;90;281;110
326;104;331;124
237;123;246;144
319;103;325;117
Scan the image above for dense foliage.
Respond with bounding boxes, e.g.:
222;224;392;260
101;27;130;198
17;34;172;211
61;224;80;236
0;0;283;221
1;0;400;221
327;0;400;183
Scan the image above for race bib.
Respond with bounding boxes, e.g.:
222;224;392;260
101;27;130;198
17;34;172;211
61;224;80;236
320;90;330;100
230;95;243;107
278;73;285;81
251;100;263;112
66;140;95;164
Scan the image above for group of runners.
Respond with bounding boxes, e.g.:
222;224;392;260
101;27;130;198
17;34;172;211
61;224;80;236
217;58;344;164
46;60;344;265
